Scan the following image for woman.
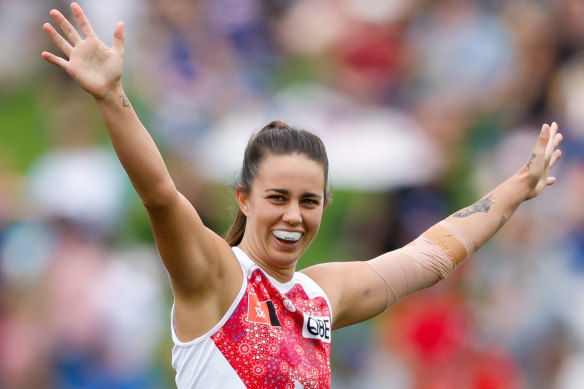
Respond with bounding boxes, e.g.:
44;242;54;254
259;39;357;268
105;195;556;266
42;4;563;388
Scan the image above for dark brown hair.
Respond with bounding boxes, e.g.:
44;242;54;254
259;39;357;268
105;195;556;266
224;120;330;246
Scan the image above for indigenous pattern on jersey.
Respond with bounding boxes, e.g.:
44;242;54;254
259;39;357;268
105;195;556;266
171;247;333;389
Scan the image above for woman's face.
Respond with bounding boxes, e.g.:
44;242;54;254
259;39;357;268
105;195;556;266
237;153;327;279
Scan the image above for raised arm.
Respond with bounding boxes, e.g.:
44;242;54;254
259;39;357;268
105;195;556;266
42;4;169;206
305;122;563;329
42;3;241;338
444;122;562;250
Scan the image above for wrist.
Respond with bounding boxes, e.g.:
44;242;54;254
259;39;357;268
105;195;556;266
509;167;535;202
94;82;125;107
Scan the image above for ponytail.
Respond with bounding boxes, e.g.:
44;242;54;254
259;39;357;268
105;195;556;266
225;209;247;246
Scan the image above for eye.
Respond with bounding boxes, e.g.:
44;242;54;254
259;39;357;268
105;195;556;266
302;198;320;206
269;195;285;202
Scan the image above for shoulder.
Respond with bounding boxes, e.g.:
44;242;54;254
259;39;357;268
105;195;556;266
300;262;355;312
301;261;387;329
293;270;330;300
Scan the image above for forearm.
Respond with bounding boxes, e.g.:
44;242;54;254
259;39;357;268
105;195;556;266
95;84;176;208
445;168;532;251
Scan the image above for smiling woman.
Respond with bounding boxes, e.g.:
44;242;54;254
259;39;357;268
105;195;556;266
41;3;563;389
235;150;327;281
225;121;330;249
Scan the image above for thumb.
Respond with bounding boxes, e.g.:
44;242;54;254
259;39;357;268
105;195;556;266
113;21;125;54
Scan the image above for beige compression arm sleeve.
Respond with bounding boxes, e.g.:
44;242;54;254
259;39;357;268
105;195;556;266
365;220;476;310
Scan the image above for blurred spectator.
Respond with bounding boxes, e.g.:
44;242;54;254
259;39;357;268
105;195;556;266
0;0;46;88
2;0;584;387
499;0;560;124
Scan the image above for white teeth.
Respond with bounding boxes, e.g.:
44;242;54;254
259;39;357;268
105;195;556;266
273;230;303;242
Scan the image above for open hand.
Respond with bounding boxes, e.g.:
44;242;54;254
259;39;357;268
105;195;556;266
42;2;125;100
524;122;563;200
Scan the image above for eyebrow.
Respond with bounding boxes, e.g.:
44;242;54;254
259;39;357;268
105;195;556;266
265;188;323;199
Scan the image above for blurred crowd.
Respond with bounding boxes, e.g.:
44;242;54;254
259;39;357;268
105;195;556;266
1;0;584;388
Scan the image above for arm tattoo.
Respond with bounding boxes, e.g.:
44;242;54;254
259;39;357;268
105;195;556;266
526;153;536;170
496;215;506;232
120;94;131;108
453;194;494;218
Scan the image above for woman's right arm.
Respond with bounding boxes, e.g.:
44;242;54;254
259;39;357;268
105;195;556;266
41;3;241;314
94;82;238;299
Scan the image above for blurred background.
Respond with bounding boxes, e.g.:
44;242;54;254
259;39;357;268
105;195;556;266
1;0;584;387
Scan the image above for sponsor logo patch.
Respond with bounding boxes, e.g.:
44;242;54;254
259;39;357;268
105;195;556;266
302;313;331;343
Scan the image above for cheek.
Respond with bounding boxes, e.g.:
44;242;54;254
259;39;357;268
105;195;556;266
252;205;280;227
305;210;324;231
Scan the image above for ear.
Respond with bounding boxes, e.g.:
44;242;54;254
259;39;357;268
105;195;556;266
235;186;250;216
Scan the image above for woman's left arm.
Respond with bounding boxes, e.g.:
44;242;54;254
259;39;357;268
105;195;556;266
444;122;562;252
304;122;563;329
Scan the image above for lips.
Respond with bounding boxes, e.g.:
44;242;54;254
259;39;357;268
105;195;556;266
272;230;303;242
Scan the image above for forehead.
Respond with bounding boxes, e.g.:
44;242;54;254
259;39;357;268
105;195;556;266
254;154;326;194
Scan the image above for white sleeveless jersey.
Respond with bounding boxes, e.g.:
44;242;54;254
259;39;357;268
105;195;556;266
171;247;333;389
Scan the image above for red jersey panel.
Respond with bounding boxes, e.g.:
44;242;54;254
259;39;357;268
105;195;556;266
211;250;332;389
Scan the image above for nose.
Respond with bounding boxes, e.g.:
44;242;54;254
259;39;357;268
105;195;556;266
282;203;302;225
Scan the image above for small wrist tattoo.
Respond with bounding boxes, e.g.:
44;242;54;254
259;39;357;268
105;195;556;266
120;94;131;108
526;153;536;169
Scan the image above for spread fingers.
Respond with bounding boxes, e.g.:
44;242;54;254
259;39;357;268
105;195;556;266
49;8;82;46
70;3;97;38
43;22;73;57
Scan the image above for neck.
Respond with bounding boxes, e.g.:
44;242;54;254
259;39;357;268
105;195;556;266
237;241;297;283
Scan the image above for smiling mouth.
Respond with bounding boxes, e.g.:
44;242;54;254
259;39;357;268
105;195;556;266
272;230;303;242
